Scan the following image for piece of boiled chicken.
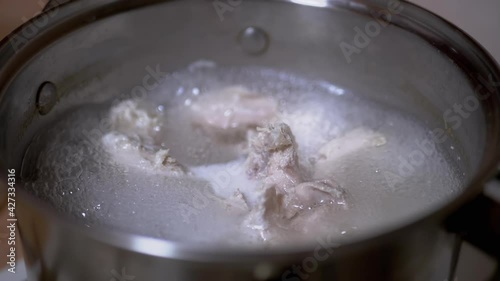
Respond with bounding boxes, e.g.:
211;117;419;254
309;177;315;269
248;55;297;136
190;86;278;141
102;99;189;176
244;122;350;240
109;99;164;147
314;127;386;179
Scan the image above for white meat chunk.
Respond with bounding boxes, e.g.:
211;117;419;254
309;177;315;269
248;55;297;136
102;132;189;176
102;99;189;176
190;86;278;140
291;179;349;211
109;99;163;146
314;127;386;178
244;122;350;241
246;122;302;191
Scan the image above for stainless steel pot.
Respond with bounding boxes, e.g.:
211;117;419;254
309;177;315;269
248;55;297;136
1;0;499;280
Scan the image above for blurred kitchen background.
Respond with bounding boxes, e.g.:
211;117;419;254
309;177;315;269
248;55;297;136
0;0;499;280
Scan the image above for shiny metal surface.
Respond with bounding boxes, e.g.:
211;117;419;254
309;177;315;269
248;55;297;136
0;0;500;280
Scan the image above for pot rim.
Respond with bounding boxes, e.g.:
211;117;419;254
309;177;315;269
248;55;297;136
1;0;500;261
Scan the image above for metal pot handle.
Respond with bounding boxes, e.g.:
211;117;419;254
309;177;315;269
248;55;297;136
445;180;500;259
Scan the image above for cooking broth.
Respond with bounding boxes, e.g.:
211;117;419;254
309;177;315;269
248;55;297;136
22;63;465;247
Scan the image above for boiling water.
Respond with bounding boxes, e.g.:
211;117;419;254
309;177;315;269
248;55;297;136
23;64;465;247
